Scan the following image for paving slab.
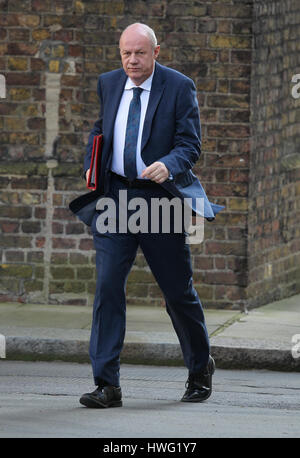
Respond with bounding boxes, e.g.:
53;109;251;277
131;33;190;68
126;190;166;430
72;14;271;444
210;295;300;371
0;303;92;329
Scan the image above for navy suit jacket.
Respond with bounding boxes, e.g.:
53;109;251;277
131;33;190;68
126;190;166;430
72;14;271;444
69;62;224;225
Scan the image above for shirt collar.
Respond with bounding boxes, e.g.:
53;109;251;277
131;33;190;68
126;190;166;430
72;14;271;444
125;66;155;92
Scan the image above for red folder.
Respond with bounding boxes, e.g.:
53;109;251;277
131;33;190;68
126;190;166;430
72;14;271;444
86;134;103;190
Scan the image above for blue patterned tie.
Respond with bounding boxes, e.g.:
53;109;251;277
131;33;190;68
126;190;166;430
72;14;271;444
123;87;143;180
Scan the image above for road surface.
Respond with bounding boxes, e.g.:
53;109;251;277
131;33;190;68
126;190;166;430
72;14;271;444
0;361;299;438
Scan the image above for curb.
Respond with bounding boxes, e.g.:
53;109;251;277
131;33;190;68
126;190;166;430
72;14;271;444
4;336;300;372
210;344;300;372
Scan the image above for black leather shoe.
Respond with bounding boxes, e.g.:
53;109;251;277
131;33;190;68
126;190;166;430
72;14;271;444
181;355;215;403
80;383;122;408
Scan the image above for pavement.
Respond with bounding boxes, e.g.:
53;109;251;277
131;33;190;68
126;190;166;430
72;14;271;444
0;294;299;371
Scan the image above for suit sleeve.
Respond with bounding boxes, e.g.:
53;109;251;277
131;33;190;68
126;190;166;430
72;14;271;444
158;77;201;177
83;76;104;175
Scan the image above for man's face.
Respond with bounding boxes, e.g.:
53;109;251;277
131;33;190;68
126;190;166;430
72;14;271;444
120;29;160;86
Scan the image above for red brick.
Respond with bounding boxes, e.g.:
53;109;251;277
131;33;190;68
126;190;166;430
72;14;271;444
215;285;246;300
194;256;214;270
34;207;46;219
27;117;46;130
0;14;19;26
11;177;47;190
31;0;53;12
21;221;41;233
52;222;64;234
5;250;25;262
207;124;250;139
230;170;249;182
207;94;249;109
53;30;73;42
30;58;46;71
68;45;84;58
66;223;85;234
0;222;19;233
61;75;82;87
52;238;76;249
205;183;248;197
215;258;226;270
6;72;40;86
35;237;45;248
0;206;32;218
53;208;76;220
8;28;30;41
205;241;246;257
7;43;39;56
79;239;94;250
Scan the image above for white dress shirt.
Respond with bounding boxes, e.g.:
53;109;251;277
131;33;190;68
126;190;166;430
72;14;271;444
111;69;154;179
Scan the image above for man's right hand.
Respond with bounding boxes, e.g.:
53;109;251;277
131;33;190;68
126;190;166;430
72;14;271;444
85;169;90;182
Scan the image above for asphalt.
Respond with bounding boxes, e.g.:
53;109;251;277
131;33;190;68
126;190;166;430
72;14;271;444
0;294;299;371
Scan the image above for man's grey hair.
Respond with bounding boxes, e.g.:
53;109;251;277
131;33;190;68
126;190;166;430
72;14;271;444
120;23;158;50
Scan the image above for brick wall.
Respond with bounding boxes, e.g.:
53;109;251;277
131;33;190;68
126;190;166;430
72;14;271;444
247;0;300;307
1;0;296;310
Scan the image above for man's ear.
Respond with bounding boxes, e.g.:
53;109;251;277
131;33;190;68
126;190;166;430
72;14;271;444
154;45;160;59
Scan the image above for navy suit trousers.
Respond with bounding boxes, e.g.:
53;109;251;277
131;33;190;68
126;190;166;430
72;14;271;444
89;174;210;387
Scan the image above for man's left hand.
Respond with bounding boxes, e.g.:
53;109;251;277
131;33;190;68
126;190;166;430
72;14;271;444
141;161;170;183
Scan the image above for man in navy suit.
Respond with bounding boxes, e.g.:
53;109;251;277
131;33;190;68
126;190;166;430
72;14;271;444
72;23;222;409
